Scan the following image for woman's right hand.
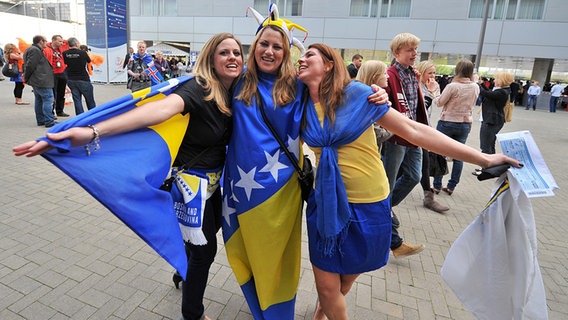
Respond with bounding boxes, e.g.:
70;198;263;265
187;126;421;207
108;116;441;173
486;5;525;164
13;127;95;157
13;140;53;157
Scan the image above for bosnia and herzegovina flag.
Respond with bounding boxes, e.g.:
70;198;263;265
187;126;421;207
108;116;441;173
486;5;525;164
37;76;193;279
222;75;305;319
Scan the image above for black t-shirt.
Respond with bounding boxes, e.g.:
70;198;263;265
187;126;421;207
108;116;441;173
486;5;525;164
173;77;232;169
63;48;91;81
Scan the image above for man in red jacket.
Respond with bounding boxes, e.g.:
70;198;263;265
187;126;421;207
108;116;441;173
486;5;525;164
381;33;429;258
44;35;70;117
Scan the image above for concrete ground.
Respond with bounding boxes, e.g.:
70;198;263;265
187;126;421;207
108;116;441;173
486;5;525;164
1;79;567;319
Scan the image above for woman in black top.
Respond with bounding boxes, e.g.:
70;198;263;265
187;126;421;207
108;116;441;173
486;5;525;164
478;71;514;154
13;32;244;320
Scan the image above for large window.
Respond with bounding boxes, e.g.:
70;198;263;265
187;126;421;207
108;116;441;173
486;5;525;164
141;0;177;16
380;0;411;18
350;0;379;17
469;0;544;20
253;0;303;16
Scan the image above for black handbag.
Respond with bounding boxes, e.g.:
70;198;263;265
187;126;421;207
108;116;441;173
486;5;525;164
2;62;19;78
428;151;449;177
258;98;314;202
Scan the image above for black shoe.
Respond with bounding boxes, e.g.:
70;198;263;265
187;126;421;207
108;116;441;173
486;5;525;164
172;271;183;289
391;210;400;229
57;112;70;117
45;121;58;128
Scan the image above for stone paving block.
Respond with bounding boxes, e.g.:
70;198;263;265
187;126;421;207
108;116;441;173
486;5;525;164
85;294;123;319
19;301;58;320
45;293;85;318
371;297;403;318
355;282;372;309
114;290;149;319
7;285;51;314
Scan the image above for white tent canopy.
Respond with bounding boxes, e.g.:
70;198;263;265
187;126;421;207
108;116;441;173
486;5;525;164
146;43;188;57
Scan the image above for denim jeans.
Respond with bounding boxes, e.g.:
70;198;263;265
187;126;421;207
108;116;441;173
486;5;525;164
550;96;559;113
32;86;55;125
381;140;422;207
67;80;96;115
433;121;471;190
526;95;537;110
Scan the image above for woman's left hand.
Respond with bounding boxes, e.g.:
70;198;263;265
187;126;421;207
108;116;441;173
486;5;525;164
369;85;389;105
485;153;523;169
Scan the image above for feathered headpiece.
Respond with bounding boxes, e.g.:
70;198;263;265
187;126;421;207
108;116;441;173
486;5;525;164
246;3;308;54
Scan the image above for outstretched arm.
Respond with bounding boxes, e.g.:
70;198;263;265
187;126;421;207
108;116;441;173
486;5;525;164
377;109;522;169
13;93;185;157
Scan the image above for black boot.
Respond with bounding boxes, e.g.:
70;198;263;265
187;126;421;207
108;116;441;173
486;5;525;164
172;271;183;289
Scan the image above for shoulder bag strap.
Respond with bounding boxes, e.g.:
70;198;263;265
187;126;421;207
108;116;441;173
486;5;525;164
179;146;212;171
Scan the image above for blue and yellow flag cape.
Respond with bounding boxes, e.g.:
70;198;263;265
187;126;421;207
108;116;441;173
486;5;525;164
222;73;305;319
38;76;192;278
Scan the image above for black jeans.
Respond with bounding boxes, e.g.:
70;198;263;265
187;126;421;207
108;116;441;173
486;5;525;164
479;122;504;155
181;189;222;320
14;81;25;99
53;73;68;114
420;148;431;191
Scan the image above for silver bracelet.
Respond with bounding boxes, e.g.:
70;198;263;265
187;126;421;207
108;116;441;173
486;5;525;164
85;125;101;156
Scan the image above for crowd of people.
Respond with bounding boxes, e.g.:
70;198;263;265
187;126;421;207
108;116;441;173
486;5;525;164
11;4;541;320
2;35;96;127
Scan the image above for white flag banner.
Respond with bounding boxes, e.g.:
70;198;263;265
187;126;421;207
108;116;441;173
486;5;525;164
441;172;547;320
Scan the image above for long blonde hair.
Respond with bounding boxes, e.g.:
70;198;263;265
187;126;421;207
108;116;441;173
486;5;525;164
356;60;387;86
193;33;243;116
3;43;18;61
236;25;297;107
307;43;351;124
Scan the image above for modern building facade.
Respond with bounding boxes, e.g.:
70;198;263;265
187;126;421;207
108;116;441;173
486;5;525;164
128;0;568;83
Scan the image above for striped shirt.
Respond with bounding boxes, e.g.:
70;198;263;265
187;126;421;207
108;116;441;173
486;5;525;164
394;60;419;120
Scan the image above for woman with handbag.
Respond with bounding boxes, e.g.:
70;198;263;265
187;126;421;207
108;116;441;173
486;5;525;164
478;71;513;155
13;33;244;320
431;59;480;195
3;43;29;105
296;43;522;320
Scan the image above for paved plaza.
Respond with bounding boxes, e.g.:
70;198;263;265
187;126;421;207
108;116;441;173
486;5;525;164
1;79;567;320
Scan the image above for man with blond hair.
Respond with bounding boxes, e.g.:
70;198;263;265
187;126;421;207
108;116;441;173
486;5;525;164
381;33;428;258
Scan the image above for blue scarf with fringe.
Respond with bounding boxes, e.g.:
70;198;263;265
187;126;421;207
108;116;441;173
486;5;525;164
301;81;389;256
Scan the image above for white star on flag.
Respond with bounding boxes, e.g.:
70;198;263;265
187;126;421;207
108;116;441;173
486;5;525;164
287;135;300;160
222;195;235;227
234;166;264;201
259;150;287;182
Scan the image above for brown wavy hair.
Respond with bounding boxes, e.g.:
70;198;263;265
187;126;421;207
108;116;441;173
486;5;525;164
307;43;351;124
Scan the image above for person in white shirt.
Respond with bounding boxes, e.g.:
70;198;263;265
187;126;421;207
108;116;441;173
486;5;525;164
525;81;541;111
549;81;564;113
